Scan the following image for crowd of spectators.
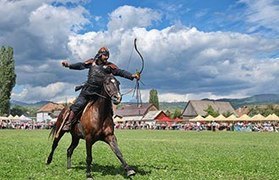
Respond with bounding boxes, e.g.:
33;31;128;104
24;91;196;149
1;119;278;132
114;121;279;132
0;120;53;130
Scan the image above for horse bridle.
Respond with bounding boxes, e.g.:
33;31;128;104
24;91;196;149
102;76;121;100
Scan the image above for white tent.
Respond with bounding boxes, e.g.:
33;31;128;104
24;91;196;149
189;115;205;122
226;114;238;122
265;114;279;121
8;114;14;119
214;114;227;121
19;115;32;121
0;116;9;120
238;114;251;121
204;115;216;122
251;114;265;122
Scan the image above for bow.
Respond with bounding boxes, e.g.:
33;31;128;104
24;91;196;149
133;38;144;107
134;38;144;75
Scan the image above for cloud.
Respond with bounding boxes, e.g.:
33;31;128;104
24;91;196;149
240;0;279;34
11;82;75;102
107;5;161;31
2;2;278;103
68;24;278;98
0;1;89;66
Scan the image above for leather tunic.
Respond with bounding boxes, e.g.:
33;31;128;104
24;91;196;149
87;63;108;86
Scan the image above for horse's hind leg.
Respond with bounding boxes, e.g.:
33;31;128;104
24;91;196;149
46;131;65;164
105;135;136;177
85;137;94;179
67;135;80;169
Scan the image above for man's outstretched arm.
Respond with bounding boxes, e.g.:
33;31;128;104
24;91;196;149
110;67;140;81
62;59;93;70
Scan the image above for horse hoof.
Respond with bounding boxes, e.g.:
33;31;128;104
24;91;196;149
45;158;51;165
127;169;136;177
86;173;93;180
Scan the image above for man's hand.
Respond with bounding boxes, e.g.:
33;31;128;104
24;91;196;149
132;73;140;80
62;61;69;67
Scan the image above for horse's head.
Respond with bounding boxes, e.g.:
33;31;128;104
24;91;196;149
103;75;122;105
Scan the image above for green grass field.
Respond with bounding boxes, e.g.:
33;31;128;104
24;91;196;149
0;130;278;180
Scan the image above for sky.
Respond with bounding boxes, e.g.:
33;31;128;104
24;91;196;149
0;0;278;103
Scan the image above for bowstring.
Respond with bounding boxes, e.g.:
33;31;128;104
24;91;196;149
123;39;143;107
126;44;134;71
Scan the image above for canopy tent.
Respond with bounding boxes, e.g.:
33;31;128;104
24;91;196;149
265;114;279;121
203;115;216;122
214;114;227;121
19;115;32;122
189;115;205;122
251;114;265;122
0;116;9;120
8;114;14;119
238;114;251;121
226;114;238;122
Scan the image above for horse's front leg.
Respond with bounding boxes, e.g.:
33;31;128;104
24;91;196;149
85;137;94;179
105;134;136;177
46;131;65;164
67;135;80;169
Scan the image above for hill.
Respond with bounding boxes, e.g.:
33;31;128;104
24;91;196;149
11;100;52;108
159;102;186;111
10;94;279;111
215;94;279;108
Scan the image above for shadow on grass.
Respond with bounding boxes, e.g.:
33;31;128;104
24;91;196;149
72;162;151;178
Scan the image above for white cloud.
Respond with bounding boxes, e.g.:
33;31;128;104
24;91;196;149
11;82;75;102
107;5;161;31
241;0;279;33
2;3;278;103
65;22;279;102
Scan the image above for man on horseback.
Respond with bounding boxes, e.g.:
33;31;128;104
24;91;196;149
61;47;140;131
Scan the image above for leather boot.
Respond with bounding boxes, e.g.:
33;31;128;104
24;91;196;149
62;110;75;131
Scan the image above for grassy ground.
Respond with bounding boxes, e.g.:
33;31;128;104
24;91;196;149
0;129;278;180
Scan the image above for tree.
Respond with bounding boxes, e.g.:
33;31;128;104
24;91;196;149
204;105;220;117
223;111;233;118
10;105;37;117
170;108;182;119
149;89;159;109
0;46;16;116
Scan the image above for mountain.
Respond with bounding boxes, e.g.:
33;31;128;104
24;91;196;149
11;100;52;108
159;102;186;111
159;94;279;111
213;94;279;108
10;94;279;111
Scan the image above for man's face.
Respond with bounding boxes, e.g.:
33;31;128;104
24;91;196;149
101;54;109;62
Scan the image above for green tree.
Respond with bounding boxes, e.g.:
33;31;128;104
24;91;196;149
170;108;182;119
204;105;220;117
223;111;233;117
0;46;16;116
149;89;159;109
10;105;37;117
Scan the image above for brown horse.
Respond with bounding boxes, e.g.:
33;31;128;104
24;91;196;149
46;74;135;179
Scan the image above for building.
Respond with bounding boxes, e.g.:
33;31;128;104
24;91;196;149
141;110;169;127
36;102;65;122
114;103;158;126
182;100;236;121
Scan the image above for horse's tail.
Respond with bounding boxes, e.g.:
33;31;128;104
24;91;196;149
48;107;69;140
